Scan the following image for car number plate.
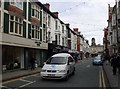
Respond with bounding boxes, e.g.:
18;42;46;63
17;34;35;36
48;74;55;76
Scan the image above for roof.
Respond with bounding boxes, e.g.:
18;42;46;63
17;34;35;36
52;53;71;57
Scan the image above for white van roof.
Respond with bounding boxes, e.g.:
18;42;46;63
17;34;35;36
52;53;71;57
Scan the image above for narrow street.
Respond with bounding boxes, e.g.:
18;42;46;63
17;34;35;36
2;56;108;88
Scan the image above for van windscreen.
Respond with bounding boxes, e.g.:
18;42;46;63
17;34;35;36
46;57;67;64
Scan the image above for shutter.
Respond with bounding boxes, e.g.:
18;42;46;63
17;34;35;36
4;13;9;33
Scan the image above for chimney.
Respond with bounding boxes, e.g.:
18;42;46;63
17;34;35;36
65;23;70;27
53;12;59;18
43;3;50;10
73;28;78;32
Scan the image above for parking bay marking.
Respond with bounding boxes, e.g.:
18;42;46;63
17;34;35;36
19;79;33;83
3;73;39;85
17;81;36;89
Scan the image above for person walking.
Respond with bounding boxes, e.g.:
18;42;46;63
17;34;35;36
116;54;120;74
30;57;35;70
111;55;118;75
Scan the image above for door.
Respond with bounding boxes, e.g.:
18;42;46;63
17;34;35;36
68;56;75;74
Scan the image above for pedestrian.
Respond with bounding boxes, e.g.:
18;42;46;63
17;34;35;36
30;57;35;70
111;55;118;75
116;54;120;74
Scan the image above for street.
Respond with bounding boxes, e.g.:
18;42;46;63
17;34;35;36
2;56;108;89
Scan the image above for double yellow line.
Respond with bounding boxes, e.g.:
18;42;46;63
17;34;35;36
99;66;106;89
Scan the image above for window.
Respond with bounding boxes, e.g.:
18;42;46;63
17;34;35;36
31;25;40;40
48;16;50;26
68;57;74;62
55;20;58;30
43;29;46;41
31;4;40;19
62;38;64;46
55;35;57;44
10;0;23;10
9;15;23;36
112;14;116;26
46;57;67;64
59;34;60;44
62;25;64;33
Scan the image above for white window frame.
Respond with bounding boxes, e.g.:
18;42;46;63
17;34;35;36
9;15;23;36
31;25;40;40
31;4;40;20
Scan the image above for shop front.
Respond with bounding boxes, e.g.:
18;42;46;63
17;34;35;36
2;45;24;71
1;33;48;71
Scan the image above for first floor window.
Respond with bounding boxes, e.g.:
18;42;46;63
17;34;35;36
10;21;14;32
43;29;46;41
31;25;40;40
9;15;23;36
15;23;18;33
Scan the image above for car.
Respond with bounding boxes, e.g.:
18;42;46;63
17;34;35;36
40;53;75;80
92;58;103;65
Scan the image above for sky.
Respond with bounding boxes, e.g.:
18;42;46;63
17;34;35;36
39;0;115;45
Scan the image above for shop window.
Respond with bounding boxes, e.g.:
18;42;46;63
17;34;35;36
2;46;21;71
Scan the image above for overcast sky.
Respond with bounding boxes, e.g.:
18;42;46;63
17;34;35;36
39;0;115;45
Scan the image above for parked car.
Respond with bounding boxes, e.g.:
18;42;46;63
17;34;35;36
40;53;75;80
92;58;103;65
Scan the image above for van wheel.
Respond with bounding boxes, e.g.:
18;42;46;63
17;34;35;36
64;71;69;81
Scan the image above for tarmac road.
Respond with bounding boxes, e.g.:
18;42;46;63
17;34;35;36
2;56;107;89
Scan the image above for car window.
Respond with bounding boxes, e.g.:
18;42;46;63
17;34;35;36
68;56;74;62
46;57;67;64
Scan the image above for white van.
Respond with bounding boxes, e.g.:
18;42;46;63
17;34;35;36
40;53;75;80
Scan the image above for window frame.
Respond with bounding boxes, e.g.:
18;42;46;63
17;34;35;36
31;4;41;20
9;15;23;36
31;25;40;40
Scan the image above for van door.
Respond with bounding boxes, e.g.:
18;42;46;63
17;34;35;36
68;56;74;74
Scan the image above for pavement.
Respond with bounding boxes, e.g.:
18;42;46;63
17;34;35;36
103;61;119;89
2;67;41;82
2;60;119;89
